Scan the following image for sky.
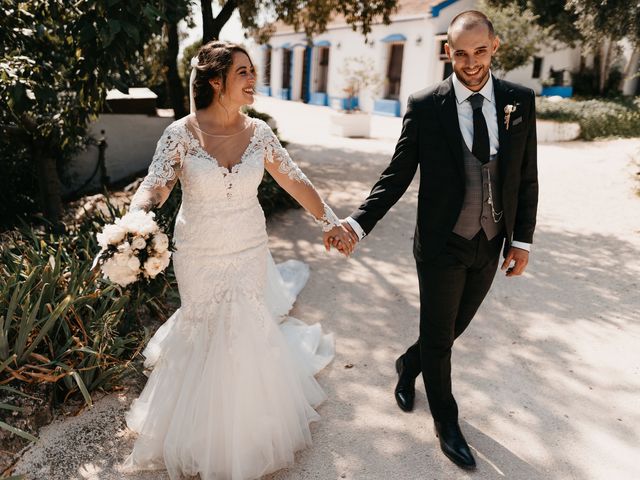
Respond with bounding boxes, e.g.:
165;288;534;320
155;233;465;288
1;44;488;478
179;7;250;57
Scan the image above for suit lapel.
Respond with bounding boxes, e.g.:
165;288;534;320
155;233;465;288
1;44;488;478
493;76;512;181
435;76;465;179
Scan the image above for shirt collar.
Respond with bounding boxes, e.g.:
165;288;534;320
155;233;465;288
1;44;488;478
452;71;494;105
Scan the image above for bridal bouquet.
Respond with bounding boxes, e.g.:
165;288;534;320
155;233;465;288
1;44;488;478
93;210;172;287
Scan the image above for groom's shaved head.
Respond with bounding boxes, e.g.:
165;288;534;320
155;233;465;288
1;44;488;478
447;10;495;47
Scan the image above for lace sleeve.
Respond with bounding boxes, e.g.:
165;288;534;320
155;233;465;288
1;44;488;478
130;122;186;212
260;122;341;232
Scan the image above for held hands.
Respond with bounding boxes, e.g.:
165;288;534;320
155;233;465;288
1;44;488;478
501;247;529;277
323;221;359;257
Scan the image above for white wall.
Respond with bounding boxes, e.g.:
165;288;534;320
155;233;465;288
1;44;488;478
503;44;582;93
251;0;586;115
64;114;173;195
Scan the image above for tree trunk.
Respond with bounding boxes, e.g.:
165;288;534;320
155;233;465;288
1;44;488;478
620;46;640;95
202;0;238;43
33;139;64;231
165;6;187;119
598;37;615;95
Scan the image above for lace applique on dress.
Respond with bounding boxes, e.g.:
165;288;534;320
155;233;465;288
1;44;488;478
315;202;342;232
141;124;187;189
256;123;313;187
130;122;187;212
256;122;341;231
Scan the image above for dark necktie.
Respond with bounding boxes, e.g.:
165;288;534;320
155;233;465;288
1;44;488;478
469;93;489;164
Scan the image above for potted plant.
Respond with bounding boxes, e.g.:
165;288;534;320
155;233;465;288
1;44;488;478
329;56;382;137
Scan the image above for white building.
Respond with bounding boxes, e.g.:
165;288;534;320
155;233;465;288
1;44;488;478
249;0;584;117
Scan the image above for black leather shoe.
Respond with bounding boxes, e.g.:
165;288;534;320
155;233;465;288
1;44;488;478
394;355;415;412
434;420;476;469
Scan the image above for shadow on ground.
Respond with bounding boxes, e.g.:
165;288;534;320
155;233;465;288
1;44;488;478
12;140;640;480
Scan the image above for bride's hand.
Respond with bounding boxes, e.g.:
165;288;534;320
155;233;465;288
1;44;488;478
323;224;358;256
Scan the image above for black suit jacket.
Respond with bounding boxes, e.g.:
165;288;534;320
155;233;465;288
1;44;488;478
350;75;539;261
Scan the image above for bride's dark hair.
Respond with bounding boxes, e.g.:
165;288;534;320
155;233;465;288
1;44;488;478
192;41;253;110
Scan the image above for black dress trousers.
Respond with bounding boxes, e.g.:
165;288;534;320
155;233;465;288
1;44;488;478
403;229;505;422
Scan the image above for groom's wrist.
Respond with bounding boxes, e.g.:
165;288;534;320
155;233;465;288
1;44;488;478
345;217;366;241
511;240;531;252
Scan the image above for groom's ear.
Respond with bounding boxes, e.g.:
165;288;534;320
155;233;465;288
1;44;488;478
444;42;452;61
492;36;500;55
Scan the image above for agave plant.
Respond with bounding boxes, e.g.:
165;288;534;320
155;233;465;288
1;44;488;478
0;200;176;442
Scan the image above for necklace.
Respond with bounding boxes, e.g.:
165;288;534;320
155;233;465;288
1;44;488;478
190;118;251;138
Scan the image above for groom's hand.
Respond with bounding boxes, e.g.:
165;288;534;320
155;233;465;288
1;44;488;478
323;224;357;256
501;247;529;277
330;221;360;256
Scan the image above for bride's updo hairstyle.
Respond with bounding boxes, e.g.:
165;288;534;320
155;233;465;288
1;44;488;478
192;40;254;110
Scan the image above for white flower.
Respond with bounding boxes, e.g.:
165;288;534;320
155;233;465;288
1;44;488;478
131;236;147;250
113;251;132;266
143;257;166;278
101;256;139;286
117;241;132;255
95;210;169;286
96;224;126;248
117;210;159;236
127;255;141;271
151;233;169;253
157;249;171;268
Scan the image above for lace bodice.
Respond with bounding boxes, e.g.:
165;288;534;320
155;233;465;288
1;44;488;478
130;116;340;231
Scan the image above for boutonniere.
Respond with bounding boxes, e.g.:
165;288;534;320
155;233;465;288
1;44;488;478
504;103;518;130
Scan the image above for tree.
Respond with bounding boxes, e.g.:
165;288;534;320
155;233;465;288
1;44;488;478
478;0;548;74
486;0;640;95
164;1;194;119
163;1;399;124
487;0;580;45
566;0;640;94
200;0;399;44
0;0;168;227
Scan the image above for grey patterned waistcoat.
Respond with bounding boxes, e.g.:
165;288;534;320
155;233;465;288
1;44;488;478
452;139;504;240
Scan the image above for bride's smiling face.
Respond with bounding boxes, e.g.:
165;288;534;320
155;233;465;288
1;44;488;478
211;52;257;108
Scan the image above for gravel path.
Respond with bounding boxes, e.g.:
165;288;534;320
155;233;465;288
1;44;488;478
12;97;640;480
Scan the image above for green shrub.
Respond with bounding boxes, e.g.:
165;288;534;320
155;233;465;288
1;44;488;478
0;142;40;230
536;96;640;140
0;202;177;441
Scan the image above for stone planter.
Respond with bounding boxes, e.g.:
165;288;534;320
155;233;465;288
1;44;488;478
329;111;371;138
536;119;581;142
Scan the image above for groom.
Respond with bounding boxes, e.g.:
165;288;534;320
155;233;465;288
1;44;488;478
333;10;538;469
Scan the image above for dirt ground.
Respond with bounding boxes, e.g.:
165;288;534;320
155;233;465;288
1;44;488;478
11;97;640;480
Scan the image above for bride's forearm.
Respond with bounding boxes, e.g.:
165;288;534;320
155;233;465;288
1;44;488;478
284;181;325;219
130;187;165;213
279;181;341;231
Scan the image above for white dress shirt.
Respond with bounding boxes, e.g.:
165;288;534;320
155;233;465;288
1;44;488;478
347;72;531;252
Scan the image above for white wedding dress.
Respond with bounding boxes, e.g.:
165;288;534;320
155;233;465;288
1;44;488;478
121;116;336;480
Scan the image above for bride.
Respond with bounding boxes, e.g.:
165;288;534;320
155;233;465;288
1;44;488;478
120;41;356;479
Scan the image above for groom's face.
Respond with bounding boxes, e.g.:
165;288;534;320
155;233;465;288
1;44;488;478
445;24;499;91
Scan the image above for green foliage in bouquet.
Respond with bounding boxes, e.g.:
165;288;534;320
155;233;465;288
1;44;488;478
536;96;640;140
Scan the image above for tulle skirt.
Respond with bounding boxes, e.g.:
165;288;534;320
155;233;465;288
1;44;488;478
121;252;334;480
